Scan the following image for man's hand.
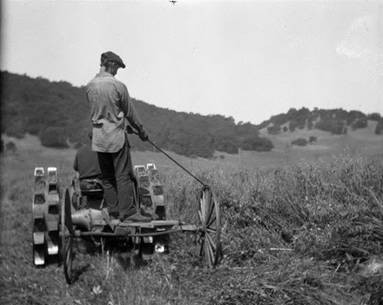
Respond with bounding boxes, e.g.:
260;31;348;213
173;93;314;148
126;124;148;141
126;125;135;134
138;129;149;141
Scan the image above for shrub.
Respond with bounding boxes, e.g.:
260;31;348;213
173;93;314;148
40;127;68;148
215;140;239;154
5;141;17;153
241;137;274;151
291;138;308;146
375;119;383;135
309;136;317;144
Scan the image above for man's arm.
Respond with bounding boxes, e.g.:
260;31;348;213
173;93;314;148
118;83;148;140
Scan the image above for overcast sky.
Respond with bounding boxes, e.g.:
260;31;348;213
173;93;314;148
1;0;382;124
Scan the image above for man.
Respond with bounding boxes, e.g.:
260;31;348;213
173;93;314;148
73;133;102;183
73;134;105;210
86;51;150;222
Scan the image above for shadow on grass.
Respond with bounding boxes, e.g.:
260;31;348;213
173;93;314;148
70;261;91;284
115;252;150;271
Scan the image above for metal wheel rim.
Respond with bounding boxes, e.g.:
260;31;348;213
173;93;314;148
62;189;74;284
63;237;73;284
198;187;222;268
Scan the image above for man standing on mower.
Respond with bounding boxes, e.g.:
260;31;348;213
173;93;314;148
86;51;150;222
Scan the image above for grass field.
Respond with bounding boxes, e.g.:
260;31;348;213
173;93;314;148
1;134;383;305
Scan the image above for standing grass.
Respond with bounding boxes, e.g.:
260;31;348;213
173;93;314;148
1;137;383;304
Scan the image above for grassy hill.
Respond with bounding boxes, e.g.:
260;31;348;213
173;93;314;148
259;120;383;156
0;71;272;158
257;107;383;159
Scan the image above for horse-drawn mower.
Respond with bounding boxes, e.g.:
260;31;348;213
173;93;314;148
32;156;222;284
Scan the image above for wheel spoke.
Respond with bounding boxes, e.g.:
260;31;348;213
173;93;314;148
206;228;217;234
205;196;215;226
207;209;216;227
200;192;207;221
208;197;220;228
199;237;205;256
205;232;216;252
198;210;203;223
205;236;215;267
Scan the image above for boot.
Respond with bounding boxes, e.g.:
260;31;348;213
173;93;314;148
140;208;159;220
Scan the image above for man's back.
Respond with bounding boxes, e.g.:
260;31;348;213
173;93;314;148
73;145;102;180
87;71;126;153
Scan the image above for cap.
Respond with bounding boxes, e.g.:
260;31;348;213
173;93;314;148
101;51;126;68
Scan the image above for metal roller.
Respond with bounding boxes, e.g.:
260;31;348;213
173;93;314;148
33;245;46;266
33;231;45;245
47;192;60;205
46;167;60;256
32;193;46;219
46;232;59;255
47;167;58;189
46;192;59;232
32;167;61;264
33;167;47;266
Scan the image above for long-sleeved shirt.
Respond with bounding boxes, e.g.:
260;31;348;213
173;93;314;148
86;71;144;152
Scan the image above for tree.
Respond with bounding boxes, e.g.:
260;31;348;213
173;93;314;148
267;125;281;135
347;110;366;125
307;119;313;130
351;118;367;130
315;119;347;135
289;121;297;132
368;113;381;121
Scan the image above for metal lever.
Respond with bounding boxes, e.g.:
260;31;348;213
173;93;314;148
126;125;208;188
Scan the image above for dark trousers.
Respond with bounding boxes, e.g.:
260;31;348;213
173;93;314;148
97;140;137;217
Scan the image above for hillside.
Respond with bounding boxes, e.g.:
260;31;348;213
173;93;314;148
2;71;382;158
259;107;383;135
0;71;272;158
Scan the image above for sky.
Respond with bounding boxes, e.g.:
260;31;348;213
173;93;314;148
1;0;383;124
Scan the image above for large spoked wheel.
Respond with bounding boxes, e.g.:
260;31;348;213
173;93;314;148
61;189;74;284
198;187;222;268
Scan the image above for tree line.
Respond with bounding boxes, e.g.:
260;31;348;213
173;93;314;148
260;107;383;135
